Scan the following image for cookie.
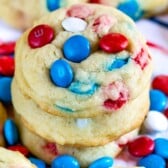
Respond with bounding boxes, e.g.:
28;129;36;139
15;113;138;167
14;4;152;118
12;79;149;146
0;147;36;168
0;0;87;29
0;102;7;147
90;0;168;20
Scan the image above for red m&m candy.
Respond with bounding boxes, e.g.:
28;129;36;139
0;56;14;76
152;75;168;96
0;41;15;55
128;136;154;157
7;145;29;156
99;33;128;53
28;24;54;48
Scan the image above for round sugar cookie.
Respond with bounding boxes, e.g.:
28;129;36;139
0;102;7;147
12;79;149;147
0;0;87;29
0;147;36;168
15;113;138;168
90;0;168;20
14;3;152;118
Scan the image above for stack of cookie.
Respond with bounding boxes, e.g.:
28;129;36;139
12;3;152;167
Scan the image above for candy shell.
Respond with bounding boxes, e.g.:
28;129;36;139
138;154;166;168
3;119;19;145
128;136;154;157
50;59;73;88
143;111;168;132
63;35;91;63
152;75;168;96
154;138;168;159
150;89;167;112
0;56;14;76
0;77;12;102
62;17;87;33
88;157;113;168
99;33;128;53
29;157;46;168
46;0;60;11
28;24;54;48
51;155;80;168
7;145;29;156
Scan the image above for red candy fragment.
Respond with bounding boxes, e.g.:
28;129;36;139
152;75;168;96
134;48;148;70
99;33;128;53
0;41;15;55
92;15;116;36
7;145;29;156
42;142;58;156
28;24;54;48
67;4;94;19
0;56;14;76
104;98;127;110
128;136;154;157
103;81;129;110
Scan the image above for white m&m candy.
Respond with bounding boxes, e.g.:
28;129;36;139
143;111;168;132
62;17;87;33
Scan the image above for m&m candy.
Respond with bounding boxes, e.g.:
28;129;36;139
149;89;167;112
152;75;168;96
154;138;168;159
50;59;73;88
0;77;12;102
0;56;14;76
51;155;80;168
62;17;87;33
128;136;154;157
143;111;168;132
138;154;166;168
3;119;19;145
63;35;91;63
28;24;54;48
88;156;113;168
99;33;128;53
29;157;46;168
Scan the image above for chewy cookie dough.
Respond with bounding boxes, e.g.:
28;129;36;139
0;0;87;29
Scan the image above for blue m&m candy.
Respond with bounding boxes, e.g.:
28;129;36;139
29;157;46;168
117;0;143;21
89;156;114;168
0;77;12;103
150;89;167;112
138;154;166;168
3;119;19;145
51;155;80;168
46;0;60;11
50;59;73;88
63;35;91;63
154;138;168;159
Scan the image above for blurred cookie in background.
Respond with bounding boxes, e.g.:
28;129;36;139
0;0;88;30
